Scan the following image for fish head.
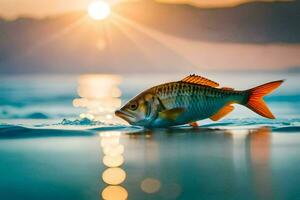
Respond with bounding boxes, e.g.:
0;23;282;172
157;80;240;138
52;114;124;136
115;92;158;126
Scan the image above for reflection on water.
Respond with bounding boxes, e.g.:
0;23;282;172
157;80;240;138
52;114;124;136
2;125;300;199
249;128;273;200
127;131;164;196
73;74;122;123
99;131;128;200
225;127;273;200
120;127;275;199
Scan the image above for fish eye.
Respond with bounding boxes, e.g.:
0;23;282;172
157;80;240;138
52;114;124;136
129;101;138;110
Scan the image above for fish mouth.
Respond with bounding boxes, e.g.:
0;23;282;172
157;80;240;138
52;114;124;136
115;110;135;123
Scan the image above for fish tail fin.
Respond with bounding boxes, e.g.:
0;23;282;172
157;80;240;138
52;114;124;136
245;80;284;119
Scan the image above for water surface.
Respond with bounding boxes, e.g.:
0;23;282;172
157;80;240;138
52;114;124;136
0;72;300;200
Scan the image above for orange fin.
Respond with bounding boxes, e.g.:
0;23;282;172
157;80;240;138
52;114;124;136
221;87;234;91
159;108;185;121
189;122;199;127
246;80;284;119
181;74;219;88
210;105;234;121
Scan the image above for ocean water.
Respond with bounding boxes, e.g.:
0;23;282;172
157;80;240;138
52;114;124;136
0;72;300;200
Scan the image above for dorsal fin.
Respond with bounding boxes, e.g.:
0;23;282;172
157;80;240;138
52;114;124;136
181;74;219;88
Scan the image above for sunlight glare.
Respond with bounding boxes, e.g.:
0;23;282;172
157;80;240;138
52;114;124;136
88;0;111;20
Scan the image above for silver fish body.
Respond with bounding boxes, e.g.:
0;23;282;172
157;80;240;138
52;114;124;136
147;82;247;127
115;75;283;128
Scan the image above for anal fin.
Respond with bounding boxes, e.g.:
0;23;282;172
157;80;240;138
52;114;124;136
210;105;234;121
189;122;199;127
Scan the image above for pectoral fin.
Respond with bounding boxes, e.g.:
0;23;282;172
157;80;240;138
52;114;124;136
210;105;234;121
159;108;185;121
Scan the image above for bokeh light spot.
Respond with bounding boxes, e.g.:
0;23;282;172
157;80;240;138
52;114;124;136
141;178;161;193
102;167;126;185
102;185;128;200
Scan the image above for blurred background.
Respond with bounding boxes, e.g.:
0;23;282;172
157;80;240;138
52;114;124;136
0;0;299;74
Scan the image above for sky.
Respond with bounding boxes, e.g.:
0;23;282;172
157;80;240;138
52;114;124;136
0;0;289;19
0;0;298;72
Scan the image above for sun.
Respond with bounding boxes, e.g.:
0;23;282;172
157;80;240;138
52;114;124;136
88;0;111;20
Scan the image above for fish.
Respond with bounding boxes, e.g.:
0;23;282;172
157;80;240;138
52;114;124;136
115;74;284;128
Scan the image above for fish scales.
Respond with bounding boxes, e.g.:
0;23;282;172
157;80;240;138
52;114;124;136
154;82;241;120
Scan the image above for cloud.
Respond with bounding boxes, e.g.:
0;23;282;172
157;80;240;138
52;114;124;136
0;0;90;19
130;21;300;70
156;0;293;8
